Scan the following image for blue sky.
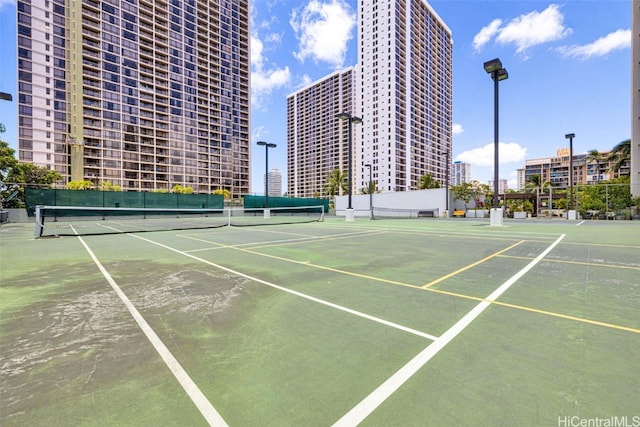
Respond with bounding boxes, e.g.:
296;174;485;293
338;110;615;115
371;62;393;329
0;0;633;193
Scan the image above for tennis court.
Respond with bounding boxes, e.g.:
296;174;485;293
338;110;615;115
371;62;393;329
1;216;638;426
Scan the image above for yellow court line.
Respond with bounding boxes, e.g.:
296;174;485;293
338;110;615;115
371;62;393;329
499;254;640;271
180;235;640;335
245;230;389;251
424;287;640;335
421;240;525;289
181;234;420;289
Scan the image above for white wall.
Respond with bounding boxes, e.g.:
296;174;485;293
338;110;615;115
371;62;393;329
335;188;448;217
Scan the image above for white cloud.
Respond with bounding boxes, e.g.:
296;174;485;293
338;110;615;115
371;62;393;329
452;123;464;136
290;0;356;69
0;0;15;9
456;142;527;168
250;33;291;108
473;4;571;57
473;19;502;53
556;29;631;60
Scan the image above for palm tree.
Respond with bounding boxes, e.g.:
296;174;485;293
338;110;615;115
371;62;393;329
606;139;630;174
585;149;606;183
360;181;376;194
417;173;440;189
324;168;348;196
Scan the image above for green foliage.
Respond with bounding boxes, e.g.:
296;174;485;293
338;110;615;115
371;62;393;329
98;181;122;191
450;180;490;207
417;173;440;190
1;139;62;207
212;188;230;199
360;181;376;194
324;168;348;196
66;180;95;190
172;184;194;194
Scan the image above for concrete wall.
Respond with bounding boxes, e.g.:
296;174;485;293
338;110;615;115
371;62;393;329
334;188;448;217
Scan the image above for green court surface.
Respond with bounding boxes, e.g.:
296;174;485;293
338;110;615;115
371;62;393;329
1;217;638;426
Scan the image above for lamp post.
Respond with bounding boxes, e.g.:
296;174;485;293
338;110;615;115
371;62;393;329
365;163;373;218
337;112;362;220
0;92;12;218
565;133;575;216
484;58;508;225
256;141;276;209
440;149;450;217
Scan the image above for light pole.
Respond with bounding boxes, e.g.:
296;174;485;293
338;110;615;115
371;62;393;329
256;141;276;209
565;133;575;215
484;58;508;224
365;163;373;218
441;149;450;217
337;112;362;220
0;92;13;218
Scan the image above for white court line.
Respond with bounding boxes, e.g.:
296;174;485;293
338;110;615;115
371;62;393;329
332;233;566;427
130;234;438;341
75;234;228;427
576;220;586;226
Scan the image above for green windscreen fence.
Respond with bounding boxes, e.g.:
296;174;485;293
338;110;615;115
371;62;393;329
25;188;224;216
243;195;329;212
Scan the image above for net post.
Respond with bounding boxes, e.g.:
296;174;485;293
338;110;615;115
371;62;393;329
34;205;44;238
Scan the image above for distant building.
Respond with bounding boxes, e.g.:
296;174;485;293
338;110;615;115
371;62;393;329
267;168;282;197
451;161;471;185
516;168;526;191
488;179;508;194
523;148;629;187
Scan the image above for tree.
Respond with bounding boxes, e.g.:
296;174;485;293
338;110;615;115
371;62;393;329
360;181;376;194
2;132;62;207
212;188;230;199
172;184;194;194
585;149;606;183
66;180;94;190
417;173;440;190
98;181;122;191
606;139;630;174
324;168;348;196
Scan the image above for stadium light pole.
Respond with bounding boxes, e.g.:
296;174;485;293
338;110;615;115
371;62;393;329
440;149;450;217
484;58;508;224
256;141;276;209
565;133;575;213
337;112;362;220
365;163;373;218
0;92;13;217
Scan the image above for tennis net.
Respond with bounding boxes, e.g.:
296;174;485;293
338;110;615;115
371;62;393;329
34;205;325;237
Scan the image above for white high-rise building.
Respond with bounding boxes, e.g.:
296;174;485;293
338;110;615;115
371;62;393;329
356;0;453;193
17;0;251;196
267;168;282;197
451;161;471;186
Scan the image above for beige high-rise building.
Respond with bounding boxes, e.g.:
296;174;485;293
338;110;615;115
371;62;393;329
17;0;250;196
287;68;356;198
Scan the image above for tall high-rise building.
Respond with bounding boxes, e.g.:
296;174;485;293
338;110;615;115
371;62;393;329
451;161;471;186
356;0;453;193
287;68;356;198
17;0;250;196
